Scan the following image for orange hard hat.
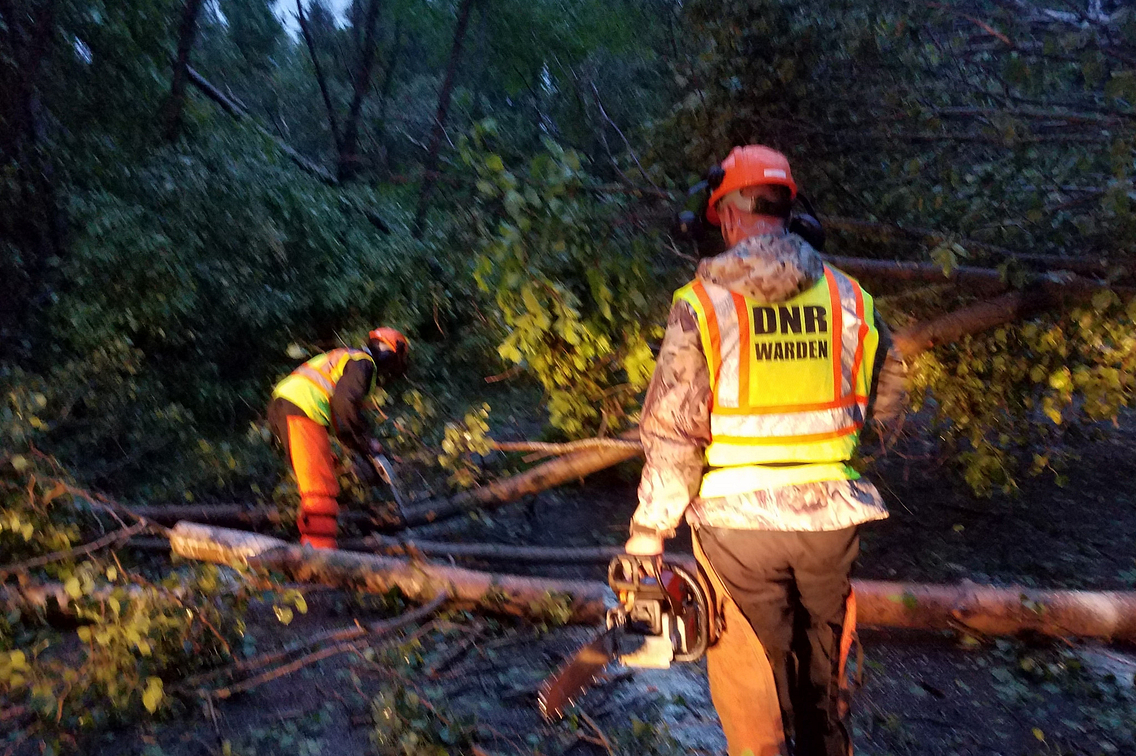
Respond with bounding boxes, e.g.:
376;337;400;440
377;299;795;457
368;327;408;353
705;145;798;226
367;327;409;376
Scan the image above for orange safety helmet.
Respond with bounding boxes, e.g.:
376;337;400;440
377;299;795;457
367;327;409;376
705;145;798;226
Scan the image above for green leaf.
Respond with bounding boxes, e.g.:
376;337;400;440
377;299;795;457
64;577;82;600
142;677;163;713
274;605;294;625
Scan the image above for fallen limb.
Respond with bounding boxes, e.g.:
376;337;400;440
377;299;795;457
854;581;1136;642
344;535;626;564
169;523;610;624
397;428;643;528
891;283;1090;359
180;592;449;693
169;524;1136;641
0;521;148;577
824;217;1130;279
209;594;447;699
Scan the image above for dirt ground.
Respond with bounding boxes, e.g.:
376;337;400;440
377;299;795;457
71;416;1136;756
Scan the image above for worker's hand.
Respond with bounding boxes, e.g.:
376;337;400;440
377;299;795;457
624;532;664;556
368;438;384;456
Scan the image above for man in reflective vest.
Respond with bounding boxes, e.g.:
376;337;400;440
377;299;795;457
267;328;409;549
624;146;906;756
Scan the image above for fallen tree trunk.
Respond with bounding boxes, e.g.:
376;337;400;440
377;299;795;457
891;281;1102;359
826;255;1135;299
170;524;1136;642
169;522;610;624
396;429;643;528
344;535;627;564
854;580;1136;642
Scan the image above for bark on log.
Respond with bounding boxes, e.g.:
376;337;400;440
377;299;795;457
345;535;627;564
890;280;1112;359
854;581;1136;642
166;524;1136;642
169;522;610;624
396;428;642;528
824;217;1131;279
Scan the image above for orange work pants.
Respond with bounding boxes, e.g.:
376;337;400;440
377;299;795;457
285;415;340;549
693;531;788;756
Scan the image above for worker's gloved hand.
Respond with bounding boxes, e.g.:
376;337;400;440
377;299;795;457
624;532;664;556
368;438;384;456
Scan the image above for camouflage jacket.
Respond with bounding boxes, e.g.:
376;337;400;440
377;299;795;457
629;233;907;537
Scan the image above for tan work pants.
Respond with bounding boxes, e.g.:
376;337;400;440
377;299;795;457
692;531;788;756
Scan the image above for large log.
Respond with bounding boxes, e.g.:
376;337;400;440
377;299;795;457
169;522;610;624
396;429;643;528
168;524;1136;642
345;534;627;564
854;581;1136;642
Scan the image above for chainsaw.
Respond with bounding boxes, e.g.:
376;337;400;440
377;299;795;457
537;555;716;721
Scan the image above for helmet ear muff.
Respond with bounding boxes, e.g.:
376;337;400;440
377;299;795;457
369;338;408;377
787;192;826;251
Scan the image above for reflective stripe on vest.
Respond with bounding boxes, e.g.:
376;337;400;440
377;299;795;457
673;264;879;497
271;348;375;427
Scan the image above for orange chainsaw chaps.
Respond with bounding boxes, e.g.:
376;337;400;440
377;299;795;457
286;415;340;549
693;533;788;756
837;588;858;724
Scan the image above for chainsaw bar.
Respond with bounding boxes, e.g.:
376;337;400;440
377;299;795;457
537;627;619;721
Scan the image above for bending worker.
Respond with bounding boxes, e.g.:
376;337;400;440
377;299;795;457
623;146;906;756
268;328;408;549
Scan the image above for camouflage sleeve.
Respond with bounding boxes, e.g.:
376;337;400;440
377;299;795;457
629;300;712;539
867;313;908;425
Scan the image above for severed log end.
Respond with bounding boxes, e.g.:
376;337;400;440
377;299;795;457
169;521;289;567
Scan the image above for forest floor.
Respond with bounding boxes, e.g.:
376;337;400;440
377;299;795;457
76;414;1136;756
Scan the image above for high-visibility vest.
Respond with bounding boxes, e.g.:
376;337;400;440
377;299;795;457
673;265;880;498
271;348;375;427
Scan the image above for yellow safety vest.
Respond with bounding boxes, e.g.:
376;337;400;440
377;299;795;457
271;348;375;427
674;265;879;498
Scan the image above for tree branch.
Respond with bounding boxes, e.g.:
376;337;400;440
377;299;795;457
338;0;383;180
162;0;206;141
413;0;478;236
295;0;342;154
0;521;148;577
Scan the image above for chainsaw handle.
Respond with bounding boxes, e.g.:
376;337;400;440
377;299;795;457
608;554;663;595
669;563;711;663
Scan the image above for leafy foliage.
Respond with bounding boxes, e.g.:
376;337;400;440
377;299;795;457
461;122;670;436
0;451;250;743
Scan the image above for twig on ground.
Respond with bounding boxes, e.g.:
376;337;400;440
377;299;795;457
179;593;449;692
426;625;487;677
579;711;617;756
204;593;448;699
213;640;362;699
0;521;148;577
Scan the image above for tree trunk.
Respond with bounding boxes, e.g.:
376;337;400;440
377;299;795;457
396;429;642;528
890;281;1103;359
0;0;63;358
372;19;403;164
162;0;206;141
185;66;339;185
345;535;628;563
167;523;1136;642
169;522;609;623
295;0;342;156
412;0;477;237
854;580;1136;642
338;0;383;180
